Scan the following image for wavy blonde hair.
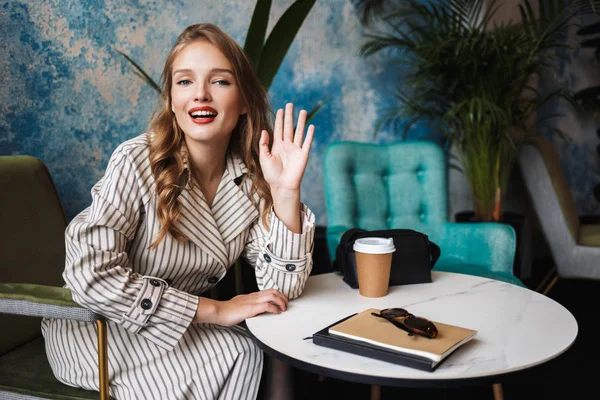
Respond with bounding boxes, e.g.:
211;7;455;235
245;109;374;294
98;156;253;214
148;23;273;247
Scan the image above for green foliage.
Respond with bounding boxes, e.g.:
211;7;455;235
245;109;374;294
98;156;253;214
356;0;599;221
115;49;161;94
251;0;316;89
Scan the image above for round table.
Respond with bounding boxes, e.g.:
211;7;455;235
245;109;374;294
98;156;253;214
245;271;578;387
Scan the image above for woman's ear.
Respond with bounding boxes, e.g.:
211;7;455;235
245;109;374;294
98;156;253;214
240;104;248;115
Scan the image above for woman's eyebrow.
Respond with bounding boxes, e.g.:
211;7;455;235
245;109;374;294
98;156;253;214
210;68;234;75
172;68;233;75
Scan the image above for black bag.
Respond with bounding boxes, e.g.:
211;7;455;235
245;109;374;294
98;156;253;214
333;228;441;289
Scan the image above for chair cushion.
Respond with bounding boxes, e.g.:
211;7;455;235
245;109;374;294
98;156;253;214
0;336;99;400
323;141;447;233
434;257;525;287
579;224;600;247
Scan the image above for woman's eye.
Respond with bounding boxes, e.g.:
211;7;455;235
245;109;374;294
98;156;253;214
214;79;231;86
177;79;192;86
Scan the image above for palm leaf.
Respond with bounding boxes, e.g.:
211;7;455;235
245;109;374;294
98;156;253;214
257;0;315;89
353;0;389;25
243;0;272;70
306;100;326;123
115;48;161;94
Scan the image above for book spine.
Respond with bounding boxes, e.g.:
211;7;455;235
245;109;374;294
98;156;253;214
313;333;434;372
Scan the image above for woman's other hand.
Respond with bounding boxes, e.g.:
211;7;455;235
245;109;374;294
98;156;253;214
194;289;288;326
259;103;314;192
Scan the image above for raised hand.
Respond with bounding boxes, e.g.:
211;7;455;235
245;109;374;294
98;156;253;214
259;103;315;192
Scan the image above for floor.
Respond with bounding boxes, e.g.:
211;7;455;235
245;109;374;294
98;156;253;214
258;257;597;400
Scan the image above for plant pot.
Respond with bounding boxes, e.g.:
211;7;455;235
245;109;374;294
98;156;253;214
455;211;533;280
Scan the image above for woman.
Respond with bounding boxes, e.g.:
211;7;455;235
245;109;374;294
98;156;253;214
41;23;315;400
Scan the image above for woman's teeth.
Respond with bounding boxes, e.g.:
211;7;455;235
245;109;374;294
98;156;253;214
190;110;217;118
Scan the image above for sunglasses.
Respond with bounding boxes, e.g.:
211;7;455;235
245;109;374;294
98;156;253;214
371;308;438;339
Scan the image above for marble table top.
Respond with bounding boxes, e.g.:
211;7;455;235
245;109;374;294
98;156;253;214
246;271;578;387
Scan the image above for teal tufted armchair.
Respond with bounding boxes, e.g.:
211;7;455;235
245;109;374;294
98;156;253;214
323;141;523;286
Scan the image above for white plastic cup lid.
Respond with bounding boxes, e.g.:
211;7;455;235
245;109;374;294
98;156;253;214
353;237;396;254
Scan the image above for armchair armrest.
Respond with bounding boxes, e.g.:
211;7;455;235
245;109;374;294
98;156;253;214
0;283;102;322
441;222;516;275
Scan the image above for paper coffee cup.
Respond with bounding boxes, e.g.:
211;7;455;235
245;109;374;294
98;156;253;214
353;237;396;298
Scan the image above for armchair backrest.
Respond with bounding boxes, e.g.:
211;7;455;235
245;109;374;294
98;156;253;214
518;136;584;279
0;156;67;355
518;136;580;244
323;141;447;235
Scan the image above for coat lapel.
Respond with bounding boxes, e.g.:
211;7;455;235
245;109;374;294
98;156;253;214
174;151;258;268
211;153;259;244
175;176;230;269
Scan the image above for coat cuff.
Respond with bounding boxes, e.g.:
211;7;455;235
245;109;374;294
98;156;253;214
267;203;315;260
120;277;198;350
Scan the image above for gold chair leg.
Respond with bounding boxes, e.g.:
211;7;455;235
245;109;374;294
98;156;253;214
542;276;559;296
96;319;110;400
370;384;381;400
535;266;558;295
492;383;504;400
535;266;556;292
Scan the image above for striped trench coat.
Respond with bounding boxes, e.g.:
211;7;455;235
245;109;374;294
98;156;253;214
41;133;315;400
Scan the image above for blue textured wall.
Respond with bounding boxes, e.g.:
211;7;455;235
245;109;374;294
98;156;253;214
538;12;600;216
1;0;598;226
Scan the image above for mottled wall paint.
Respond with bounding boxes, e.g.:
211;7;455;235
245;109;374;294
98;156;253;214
539;13;600;216
1;0;598;227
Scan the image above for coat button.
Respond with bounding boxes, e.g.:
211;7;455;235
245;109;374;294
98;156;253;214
207;276;219;284
285;264;296;272
263;254;272;263
150;279;161;287
140;299;152;310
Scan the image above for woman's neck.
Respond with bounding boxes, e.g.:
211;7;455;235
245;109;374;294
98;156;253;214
184;138;229;205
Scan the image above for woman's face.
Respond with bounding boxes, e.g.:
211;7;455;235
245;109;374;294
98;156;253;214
170;40;247;147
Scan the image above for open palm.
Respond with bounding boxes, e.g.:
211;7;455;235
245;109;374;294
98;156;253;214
259;103;315;191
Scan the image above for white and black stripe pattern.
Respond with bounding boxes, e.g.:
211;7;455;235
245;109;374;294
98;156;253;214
40;133;315;400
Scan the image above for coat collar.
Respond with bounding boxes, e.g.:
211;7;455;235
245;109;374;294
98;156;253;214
175;145;258;268
213;153;259;243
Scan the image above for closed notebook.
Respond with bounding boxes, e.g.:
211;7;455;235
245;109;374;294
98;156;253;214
314;308;477;371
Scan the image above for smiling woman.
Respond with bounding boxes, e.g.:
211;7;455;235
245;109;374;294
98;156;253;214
40;23;316;400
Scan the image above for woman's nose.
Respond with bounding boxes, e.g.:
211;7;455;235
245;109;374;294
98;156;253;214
194;82;211;102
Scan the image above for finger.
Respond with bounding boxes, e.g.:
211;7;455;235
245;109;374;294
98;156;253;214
268;295;288;312
265;288;289;302
259;289;288;310
294;109;307;146
273;109;284;143
259;130;270;160
259;290;288;310
302;124;315;153
259;302;282;315
284;103;294;142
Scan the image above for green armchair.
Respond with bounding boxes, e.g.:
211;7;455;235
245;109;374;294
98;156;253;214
323;141;523;286
0;156;109;400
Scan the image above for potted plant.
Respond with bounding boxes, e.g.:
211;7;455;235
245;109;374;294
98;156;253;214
353;0;598;222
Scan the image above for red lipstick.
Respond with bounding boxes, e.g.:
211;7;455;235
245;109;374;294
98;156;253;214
188;106;218;124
